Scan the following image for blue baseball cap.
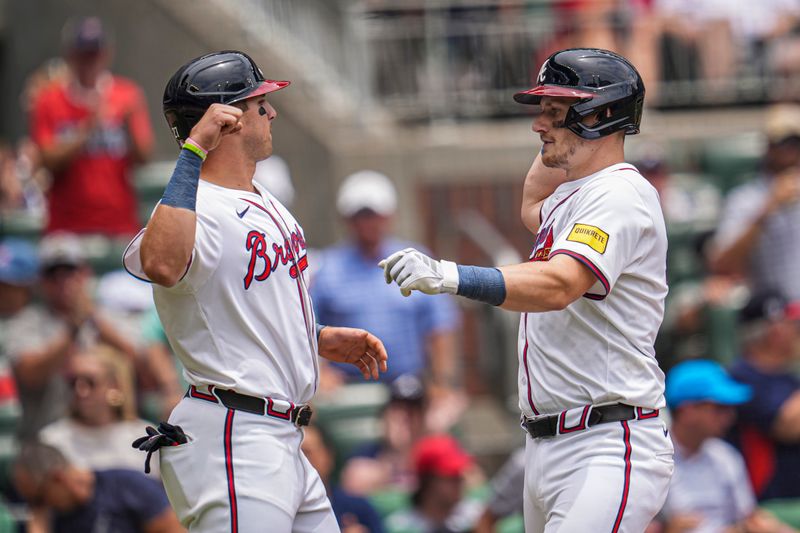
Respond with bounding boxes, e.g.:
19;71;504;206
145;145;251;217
666;360;752;410
62;17;107;53
0;239;39;286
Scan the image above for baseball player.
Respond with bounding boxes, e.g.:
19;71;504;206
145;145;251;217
123;50;388;532
381;48;673;532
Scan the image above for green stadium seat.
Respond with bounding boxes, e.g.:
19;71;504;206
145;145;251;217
312;383;389;465
498;513;524;533
761;499;800;529
700;135;762;195
0;503;15;533
0;211;43;242
369;489;411;519
135;161;173;222
666;230;703;286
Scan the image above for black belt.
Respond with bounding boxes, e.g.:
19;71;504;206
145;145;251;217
523;403;637;439
187;386;313;427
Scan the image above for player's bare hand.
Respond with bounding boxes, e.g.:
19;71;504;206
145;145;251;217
340;514;369;533
64;277;94;329
663;514;703;533
317;326;388;380
743;509;796;533
765;168;800;214
188;103;243;152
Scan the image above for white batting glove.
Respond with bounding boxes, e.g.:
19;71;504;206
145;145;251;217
378;248;459;297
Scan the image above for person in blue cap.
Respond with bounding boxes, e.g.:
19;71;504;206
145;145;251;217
0;239;39;319
656;360;793;533
0;239;38;469
0;238;38;405
729;290;800;502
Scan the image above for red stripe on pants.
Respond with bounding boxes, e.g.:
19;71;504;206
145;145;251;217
224;409;238;533
612;420;632;533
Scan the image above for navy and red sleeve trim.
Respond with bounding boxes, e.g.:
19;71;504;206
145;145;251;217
549;249;610;300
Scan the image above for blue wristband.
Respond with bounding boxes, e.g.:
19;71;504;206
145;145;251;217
315;323;327;342
456;265;507;306
161;148;203;211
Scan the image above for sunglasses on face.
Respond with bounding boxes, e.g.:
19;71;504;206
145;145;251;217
66;374;103;391
42;264;80;278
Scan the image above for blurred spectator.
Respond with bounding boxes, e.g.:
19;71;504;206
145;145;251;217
6;234;136;438
384;434;481;533
637;149;722;230
660;270;748;366
635;147;736;364
301;423;385;533
657;0;737;86
311;171;460;401
657;359;769;532
20;58;69;117
0;143;23;214
0;239;38;321
709;105;800;301
537;1;660;99
97;271;182;420
660;0;800;81
341;374;429;496
0;240;38;440
729;291;800;501
12;441;182;533
474;447;525;533
139;308;186;420
29;16;153;237
38;347;159;477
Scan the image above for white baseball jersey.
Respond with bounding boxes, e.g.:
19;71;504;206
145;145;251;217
520;162;668;417
123;179;318;404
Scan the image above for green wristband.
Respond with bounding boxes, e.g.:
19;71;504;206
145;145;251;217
181;141;206;161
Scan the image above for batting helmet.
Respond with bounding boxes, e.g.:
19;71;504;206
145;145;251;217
514;48;644;140
163;50;290;146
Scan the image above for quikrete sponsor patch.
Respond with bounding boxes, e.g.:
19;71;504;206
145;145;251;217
567;224;609;254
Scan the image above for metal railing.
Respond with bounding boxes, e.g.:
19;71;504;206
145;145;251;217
174;1;800;123
356;1;800;121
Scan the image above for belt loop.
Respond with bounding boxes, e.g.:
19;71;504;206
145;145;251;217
635;407;660;420
293;405;312;427
558;405;591;434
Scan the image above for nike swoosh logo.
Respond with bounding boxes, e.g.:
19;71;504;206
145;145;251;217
237;205;251;219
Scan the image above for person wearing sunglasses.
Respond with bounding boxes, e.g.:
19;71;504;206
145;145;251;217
39;347;158;477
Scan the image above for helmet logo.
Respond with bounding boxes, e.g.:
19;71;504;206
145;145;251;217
537;62;548;84
171;126;181;140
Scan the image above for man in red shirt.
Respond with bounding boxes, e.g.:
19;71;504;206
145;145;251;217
30;17;153;236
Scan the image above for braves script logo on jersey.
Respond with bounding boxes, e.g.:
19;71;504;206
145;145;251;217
530;224;554;262
243;226;308;289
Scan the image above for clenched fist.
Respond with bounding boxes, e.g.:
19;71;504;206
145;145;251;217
188;103;243;152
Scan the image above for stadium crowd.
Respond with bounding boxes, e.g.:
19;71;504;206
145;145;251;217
0;7;799;533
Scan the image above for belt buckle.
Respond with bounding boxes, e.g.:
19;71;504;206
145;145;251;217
294;405;312;427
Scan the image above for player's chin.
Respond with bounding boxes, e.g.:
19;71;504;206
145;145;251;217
540;151;561;168
258;144;273;160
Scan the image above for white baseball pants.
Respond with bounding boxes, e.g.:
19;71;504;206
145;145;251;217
159;395;339;533
524;416;673;532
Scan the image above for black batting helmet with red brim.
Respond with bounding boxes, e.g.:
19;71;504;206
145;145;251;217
513;85;595;104
514;48;645;140
163;50;290;146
